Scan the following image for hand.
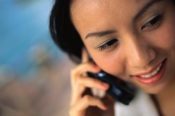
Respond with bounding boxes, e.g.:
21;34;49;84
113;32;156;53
69;49;115;116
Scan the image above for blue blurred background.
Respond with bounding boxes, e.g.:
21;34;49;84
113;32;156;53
0;0;62;76
0;1;72;116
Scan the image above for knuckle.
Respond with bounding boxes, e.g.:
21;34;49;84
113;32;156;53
69;104;74;113
90;78;102;85
71;70;80;81
76;78;82;85
71;69;76;77
69;104;78;116
69;108;74;116
83;95;91;102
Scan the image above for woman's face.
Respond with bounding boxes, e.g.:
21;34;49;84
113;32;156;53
70;0;175;94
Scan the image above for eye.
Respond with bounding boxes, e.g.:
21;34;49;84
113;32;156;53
96;39;118;51
141;14;163;31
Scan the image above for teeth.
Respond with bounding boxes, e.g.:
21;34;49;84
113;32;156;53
140;64;162;78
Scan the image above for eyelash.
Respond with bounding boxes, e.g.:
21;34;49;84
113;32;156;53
96;39;118;51
141;14;163;31
95;14;163;51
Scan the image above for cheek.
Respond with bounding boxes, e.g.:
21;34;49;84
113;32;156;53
158;26;175;49
148;19;175;50
160;14;175;48
89;50;126;79
156;7;175;49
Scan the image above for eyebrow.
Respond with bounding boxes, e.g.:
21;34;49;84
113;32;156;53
85;30;116;39
85;0;162;40
134;0;162;21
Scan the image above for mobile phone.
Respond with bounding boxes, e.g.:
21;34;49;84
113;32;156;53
87;71;135;105
87;57;136;105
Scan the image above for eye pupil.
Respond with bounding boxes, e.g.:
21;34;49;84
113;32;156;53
150;15;161;25
107;39;117;46
141;14;162;30
98;39;118;51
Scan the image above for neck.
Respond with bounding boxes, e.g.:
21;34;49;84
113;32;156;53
153;81;175;116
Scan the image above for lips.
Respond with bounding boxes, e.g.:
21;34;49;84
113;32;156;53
132;59;167;85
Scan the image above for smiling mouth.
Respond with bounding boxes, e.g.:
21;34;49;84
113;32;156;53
132;58;167;85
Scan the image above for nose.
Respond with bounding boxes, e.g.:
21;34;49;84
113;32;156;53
125;36;156;70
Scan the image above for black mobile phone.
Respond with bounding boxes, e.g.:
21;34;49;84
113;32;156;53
87;71;135;105
87;57;136;105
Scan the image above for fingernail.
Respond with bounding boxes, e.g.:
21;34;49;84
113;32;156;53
102;105;108;110
102;83;109;90
93;64;100;69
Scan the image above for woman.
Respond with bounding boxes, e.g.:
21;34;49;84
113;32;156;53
50;0;175;115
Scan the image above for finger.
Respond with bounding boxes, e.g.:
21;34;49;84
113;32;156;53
81;95;107;110
70;62;101;104
71;63;107;97
71;76;109;104
81;48;89;63
70;63;107;105
77;76;109;91
70;62;100;85
91;88;106;98
71;95;107;113
71;73;109;104
71;72;109;105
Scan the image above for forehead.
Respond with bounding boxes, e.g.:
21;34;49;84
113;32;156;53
70;0;154;37
71;0;147;8
71;0;150;17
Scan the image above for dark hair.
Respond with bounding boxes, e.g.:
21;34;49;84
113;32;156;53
50;0;175;63
50;0;83;63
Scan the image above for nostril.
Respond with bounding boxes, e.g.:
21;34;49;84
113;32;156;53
128;46;157;69
148;47;157;64
124;34;157;71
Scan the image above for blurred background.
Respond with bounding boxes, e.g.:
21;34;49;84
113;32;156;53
0;0;74;116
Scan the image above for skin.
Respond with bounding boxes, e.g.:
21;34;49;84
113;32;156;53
70;0;175;115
